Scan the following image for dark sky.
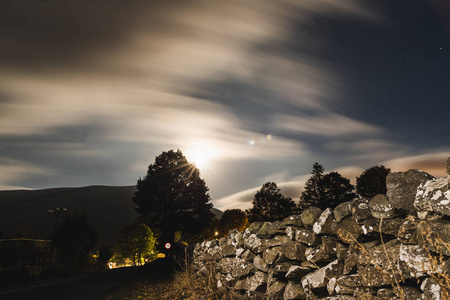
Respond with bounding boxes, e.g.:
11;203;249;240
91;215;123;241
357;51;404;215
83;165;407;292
1;0;449;210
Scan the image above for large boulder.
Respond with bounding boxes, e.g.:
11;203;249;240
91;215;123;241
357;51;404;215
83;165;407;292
336;217;363;244
386;169;435;213
369;194;397;219
421;277;449;300
399;244;449;278
284;280;306;300
300;207;323;229
285;265;313;280
283;214;304;228
293;229;318;246
266;280;286;300
334;201;352;223
417;219;450;256
313;208;337;235
256;221;283;239
350;198;372;222
219;257;255;279
360;218;404;236
281;241;307;261
301;260;344;291
415;177;450;219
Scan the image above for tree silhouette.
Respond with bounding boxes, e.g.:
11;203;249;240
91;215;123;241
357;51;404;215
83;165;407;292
51;212;97;273
247;182;296;222
356;165;391;198
299;163;325;211
132;149;214;247
218;209;248;236
113;223;157;266
300;163;356;211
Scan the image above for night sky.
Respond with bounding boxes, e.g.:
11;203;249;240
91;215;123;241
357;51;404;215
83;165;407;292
1;0;449;210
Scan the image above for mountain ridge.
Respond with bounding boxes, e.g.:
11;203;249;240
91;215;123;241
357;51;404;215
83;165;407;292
0;185;223;245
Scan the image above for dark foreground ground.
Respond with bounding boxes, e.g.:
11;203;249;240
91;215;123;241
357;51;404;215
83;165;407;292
0;258;178;300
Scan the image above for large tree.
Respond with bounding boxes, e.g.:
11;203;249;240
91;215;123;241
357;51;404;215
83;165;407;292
299;163;356;211
247;182;296;222
132;149;214;246
218;209;248;237
356;165;391;199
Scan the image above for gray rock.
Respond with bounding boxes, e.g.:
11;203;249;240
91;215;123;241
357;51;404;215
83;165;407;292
285;265;313;280
415;177;450;219
397;215;420;244
334;242;348;261
244;233;263;253
219;257;255;279
300;207;323;229
281;241;307;261
369;194;397;219
283;214;304;227
253;255;270;273
402;286;423;300
301;260;344;290
358;239;401;269
334;201;352;223
343;244;358;275
247;271;268;292
387;169;435;213
241;249;256;262
306;236;337;263
421;277;448;300
336;217;363;244
313;208;337;235
222;244;237;257
335;274;361;295
350;198;372;222
294;229;317;246
417;219;450;256
271;262;293;278
256;221;283;239
399;244;449;278
284;280;306;300
267;280;286;300
263;246;283;265
360;218;404;236
247;222;265;234
263;235;292;248
358;264;402;287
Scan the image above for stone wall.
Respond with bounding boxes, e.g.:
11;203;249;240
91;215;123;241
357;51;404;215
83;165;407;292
193;169;450;299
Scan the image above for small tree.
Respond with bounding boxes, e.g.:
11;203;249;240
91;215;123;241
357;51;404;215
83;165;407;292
218;209;249;236
322;172;356;209
299;163;356;211
247;182;296;222
133;149;214;247
356;165;391;198
51;212;97;273
113;223;157;266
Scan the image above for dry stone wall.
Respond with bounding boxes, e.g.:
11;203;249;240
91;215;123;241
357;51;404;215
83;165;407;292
193;168;450;299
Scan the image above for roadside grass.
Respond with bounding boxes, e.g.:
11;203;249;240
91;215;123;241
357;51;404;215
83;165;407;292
104;263;225;300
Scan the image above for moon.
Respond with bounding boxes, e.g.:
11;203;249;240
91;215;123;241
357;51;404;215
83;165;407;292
186;144;214;169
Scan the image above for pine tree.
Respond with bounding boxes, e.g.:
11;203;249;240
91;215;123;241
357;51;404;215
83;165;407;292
299;163;356;211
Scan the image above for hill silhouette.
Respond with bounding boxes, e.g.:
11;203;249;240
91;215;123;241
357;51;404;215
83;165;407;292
0;186;223;245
